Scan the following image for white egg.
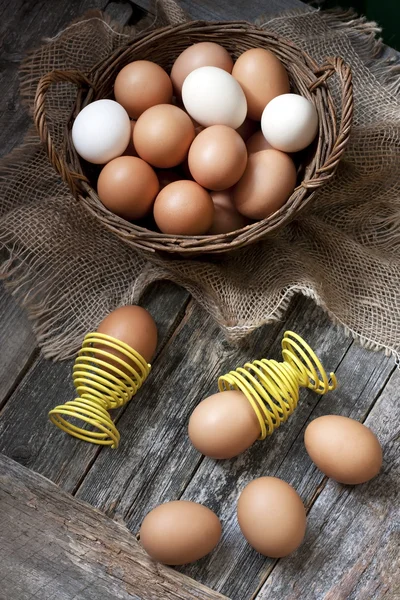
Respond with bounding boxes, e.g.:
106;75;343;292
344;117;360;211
261;93;318;153
72;99;131;164
182;66;247;129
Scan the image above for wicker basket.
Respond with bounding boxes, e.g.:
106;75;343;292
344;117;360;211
34;20;353;255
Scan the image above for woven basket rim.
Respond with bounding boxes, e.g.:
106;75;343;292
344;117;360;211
34;19;354;255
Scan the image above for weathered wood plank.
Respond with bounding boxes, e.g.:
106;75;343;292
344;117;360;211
0;0;123;410
75;296;349;523
1;4;397;600
0;0;107;159
0;281;189;491
133;0;305;21
0;0;190;488
0;453;227;600
256;369;400;600
0;288;37;407
178;333;395;598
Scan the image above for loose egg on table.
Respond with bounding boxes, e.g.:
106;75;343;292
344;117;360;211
97;156;159;220
304;415;383;485
261;93;319;152
237;477;307;557
188;125;248;190
208;189;251;235
140;500;222;565
182;66;247;129
114;60;173;119
72;99;131;164
153;180;214;235
134;104;195;168
233;149;297;219
232;48;290;120
171;42;233;95
189;390;260;458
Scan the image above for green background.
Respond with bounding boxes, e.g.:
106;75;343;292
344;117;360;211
323;0;399;50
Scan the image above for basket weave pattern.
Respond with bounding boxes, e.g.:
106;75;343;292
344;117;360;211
34;21;353;255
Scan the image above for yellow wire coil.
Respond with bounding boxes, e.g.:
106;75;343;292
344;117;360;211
218;331;337;439
48;333;151;448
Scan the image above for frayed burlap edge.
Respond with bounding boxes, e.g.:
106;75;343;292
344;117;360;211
1;7;399;362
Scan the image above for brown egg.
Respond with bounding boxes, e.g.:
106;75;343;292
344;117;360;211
140;500;222;565
246;130;272;155
208;189;251;235
237;477;306;557
114;60;173;119
171;42;233;95
236;118;259;142
233;149;297;220
232;48;290;120
134;104;195;168
97;305;158;365
188;125;247;191
153;180;214;235
122;121;138;156
156;169;181;190
97;156;159;220
188;390;260;459
304;415;383;485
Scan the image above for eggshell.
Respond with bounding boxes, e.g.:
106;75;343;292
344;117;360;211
97;156;159;220
134;104;195;168
182;66;247;129
72;99;131;164
188;125;248;190
171;42;233;95
236;118;259;142
237;477;306;557
153;180;214;235
233;149;297;219
232;48;290;120
188;390;260;458
97;305;158;363
140;500;222;565
114;60;173;119
208;189;251;235
304;415;383;485
261;93;318;152
246;130;272;155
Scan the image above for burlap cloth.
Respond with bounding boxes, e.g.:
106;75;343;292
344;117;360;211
0;1;399;361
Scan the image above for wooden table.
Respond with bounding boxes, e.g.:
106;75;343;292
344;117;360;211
0;1;398;599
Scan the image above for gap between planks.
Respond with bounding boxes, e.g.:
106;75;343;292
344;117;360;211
71;291;192;496
250;360;397;599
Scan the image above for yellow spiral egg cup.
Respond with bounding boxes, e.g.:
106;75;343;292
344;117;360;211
218;331;337;439
48;333;151;448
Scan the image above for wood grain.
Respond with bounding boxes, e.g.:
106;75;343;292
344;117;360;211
0;281;189;491
256;369;400;600
0;289;37;407
0;453;227;600
0;2;398;600
0;0;113;408
0;0;190;490
0;0;111;409
179;333;395;598
0;0;106;159
73;298;346;537
133;0;305;21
